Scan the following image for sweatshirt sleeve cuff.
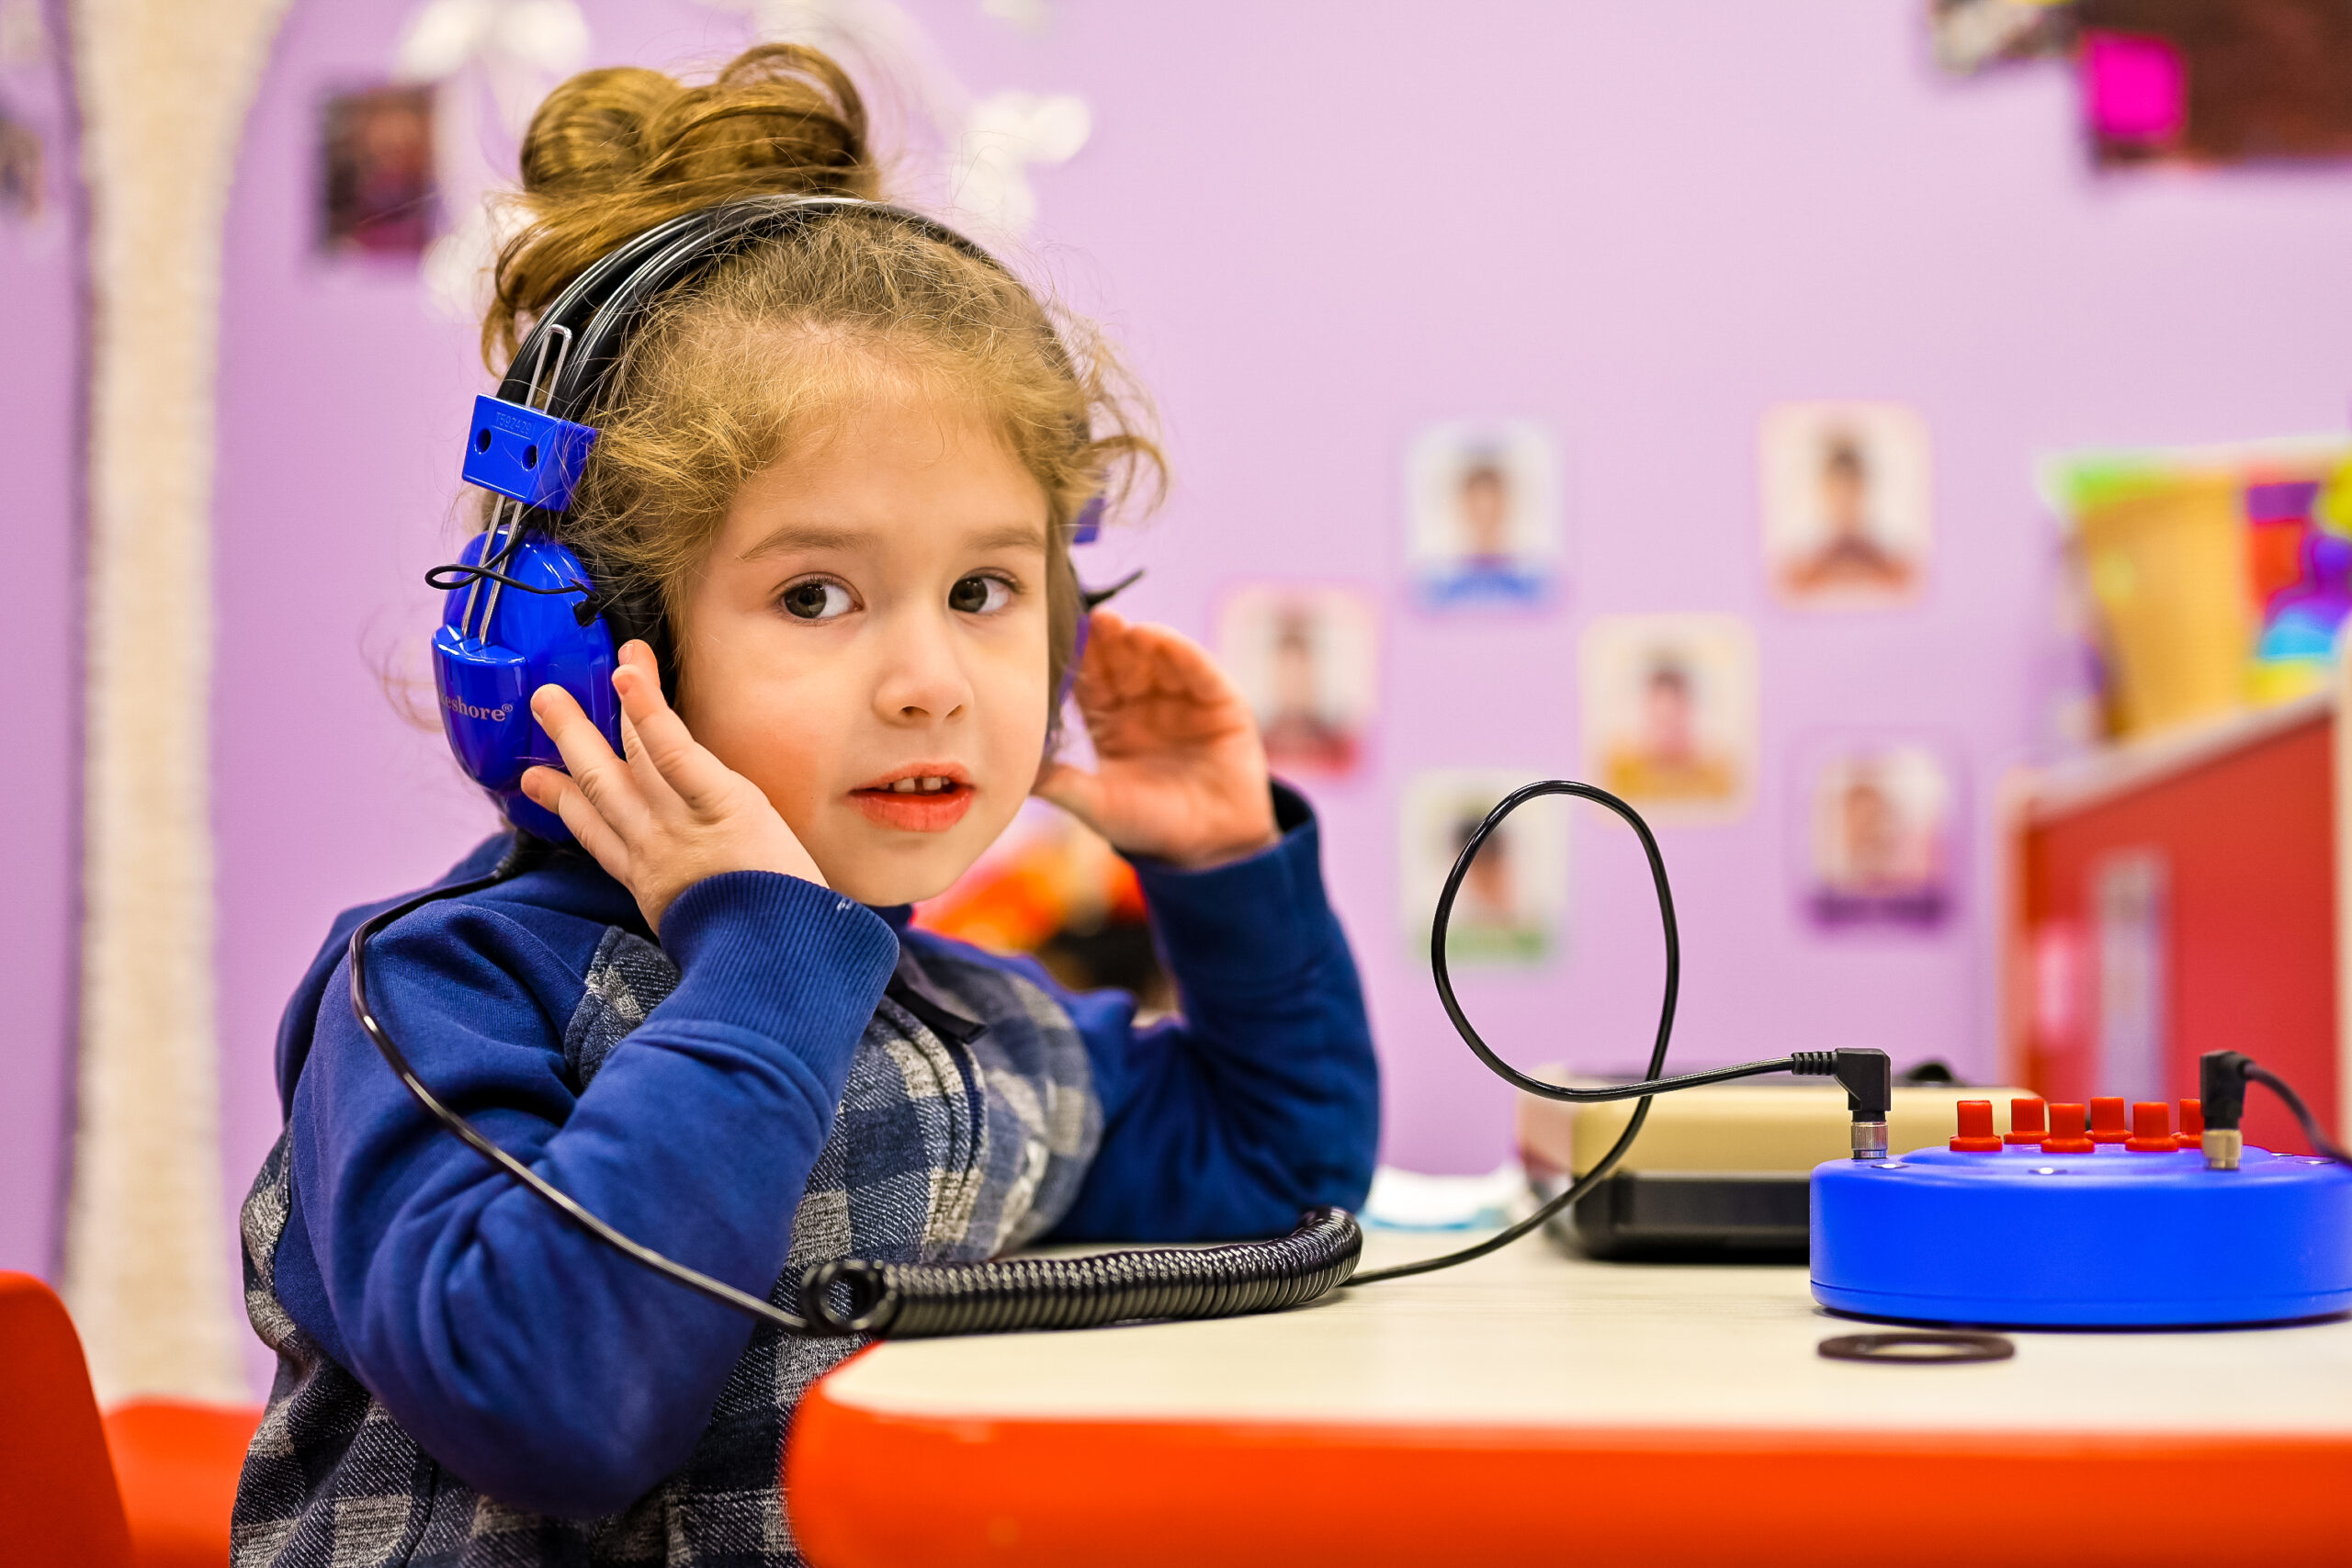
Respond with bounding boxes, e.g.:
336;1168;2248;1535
1127;783;1331;994
656;872;899;1067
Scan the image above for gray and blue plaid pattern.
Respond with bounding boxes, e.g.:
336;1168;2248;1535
231;927;1101;1567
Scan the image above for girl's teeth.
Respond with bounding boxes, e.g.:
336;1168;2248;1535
886;776;952;794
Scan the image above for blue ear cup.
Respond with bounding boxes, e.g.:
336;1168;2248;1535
431;528;623;842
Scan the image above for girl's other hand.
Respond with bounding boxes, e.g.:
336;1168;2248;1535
521;640;827;933
1034;610;1280;870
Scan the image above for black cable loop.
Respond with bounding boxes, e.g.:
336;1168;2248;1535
424;562;592;598
1351;780;1747;1287
1426;781;1794;1107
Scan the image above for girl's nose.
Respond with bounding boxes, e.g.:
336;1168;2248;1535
871;610;974;723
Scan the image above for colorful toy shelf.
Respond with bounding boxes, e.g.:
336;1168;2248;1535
2001;650;2348;1156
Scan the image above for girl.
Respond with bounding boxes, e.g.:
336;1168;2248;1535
232;42;1377;1568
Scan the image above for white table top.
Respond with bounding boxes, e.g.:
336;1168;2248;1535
819;1226;2352;1436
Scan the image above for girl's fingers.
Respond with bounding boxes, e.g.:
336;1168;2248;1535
520;765;629;873
615;705;679;807
1086;613;1159;705
1075;621;1238;745
603;647;680;807
531;682;648;834
612;643;732;812
1152;624;1231;701
1085;615;1221;706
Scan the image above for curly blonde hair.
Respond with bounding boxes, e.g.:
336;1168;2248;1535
484;43;1161;715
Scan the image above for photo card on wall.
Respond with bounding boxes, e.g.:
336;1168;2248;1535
1398;769;1566;966
320;84;437;257
1792;736;1961;931
0;97;40;222
1406;419;1562;609
1580;613;1758;823
1215;581;1378;780
1760;401;1931;609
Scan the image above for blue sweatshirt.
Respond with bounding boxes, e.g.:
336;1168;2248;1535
262;784;1376;1517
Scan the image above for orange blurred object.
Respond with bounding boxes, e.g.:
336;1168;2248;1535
2003;1097;2048;1146
0;1271;132;1567
104;1402;264;1568
2088;1097;2131;1145
915;813;1146;953
0;1270;260;1568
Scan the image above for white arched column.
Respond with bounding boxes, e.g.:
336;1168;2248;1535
64;0;294;1404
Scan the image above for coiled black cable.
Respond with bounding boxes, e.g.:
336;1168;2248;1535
353;845;1367;1338
798;1207;1362;1337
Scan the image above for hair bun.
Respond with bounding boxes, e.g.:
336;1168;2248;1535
517;66;682;197
489;43;882;363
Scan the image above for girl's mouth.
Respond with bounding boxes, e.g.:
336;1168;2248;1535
850;771;976;832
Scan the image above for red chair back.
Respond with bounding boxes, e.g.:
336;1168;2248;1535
104;1401;266;1568
0;1270;135;1568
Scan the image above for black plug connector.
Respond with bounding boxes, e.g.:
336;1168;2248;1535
2200;1051;2251;1170
2199;1050;2351;1168
1793;1048;1894;1159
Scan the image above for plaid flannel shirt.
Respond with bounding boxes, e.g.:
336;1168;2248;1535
232;925;1100;1568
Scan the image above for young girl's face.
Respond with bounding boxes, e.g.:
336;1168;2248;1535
673;389;1054;908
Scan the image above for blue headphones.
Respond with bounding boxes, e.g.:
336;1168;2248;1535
430;195;1108;842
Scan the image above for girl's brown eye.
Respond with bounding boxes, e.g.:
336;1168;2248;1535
781;581;853;621
950;574;1012;615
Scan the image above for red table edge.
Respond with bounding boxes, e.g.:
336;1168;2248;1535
785;1375;2352;1568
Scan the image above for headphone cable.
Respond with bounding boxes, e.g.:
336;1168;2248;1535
1351;780;1803;1286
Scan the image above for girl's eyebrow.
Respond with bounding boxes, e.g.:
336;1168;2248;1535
741;519;1047;561
966;522;1049;554
741;522;867;560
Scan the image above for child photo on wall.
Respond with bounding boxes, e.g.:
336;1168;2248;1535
320;84;436;256
1398;769;1566;965
1215;583;1378;779
1760;401;1931;607
1407;419;1562;608
1581;614;1757;822
1797;739;1957;929
0;98;40;222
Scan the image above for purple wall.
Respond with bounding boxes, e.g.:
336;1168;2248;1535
205;0;2352;1388
0;2;83;1280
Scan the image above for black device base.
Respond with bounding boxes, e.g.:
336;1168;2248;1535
1537;1171;1810;1262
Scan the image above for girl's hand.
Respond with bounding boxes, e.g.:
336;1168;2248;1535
1035;610;1280;870
521;640;826;933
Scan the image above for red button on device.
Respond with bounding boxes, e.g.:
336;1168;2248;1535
2042;1102;2096;1154
2088;1097;2130;1145
2175;1098;2204;1150
2004;1098;2048;1146
2125;1100;2175;1153
1950;1100;2004;1153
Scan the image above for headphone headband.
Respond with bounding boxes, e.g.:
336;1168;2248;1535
502;195;1004;427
